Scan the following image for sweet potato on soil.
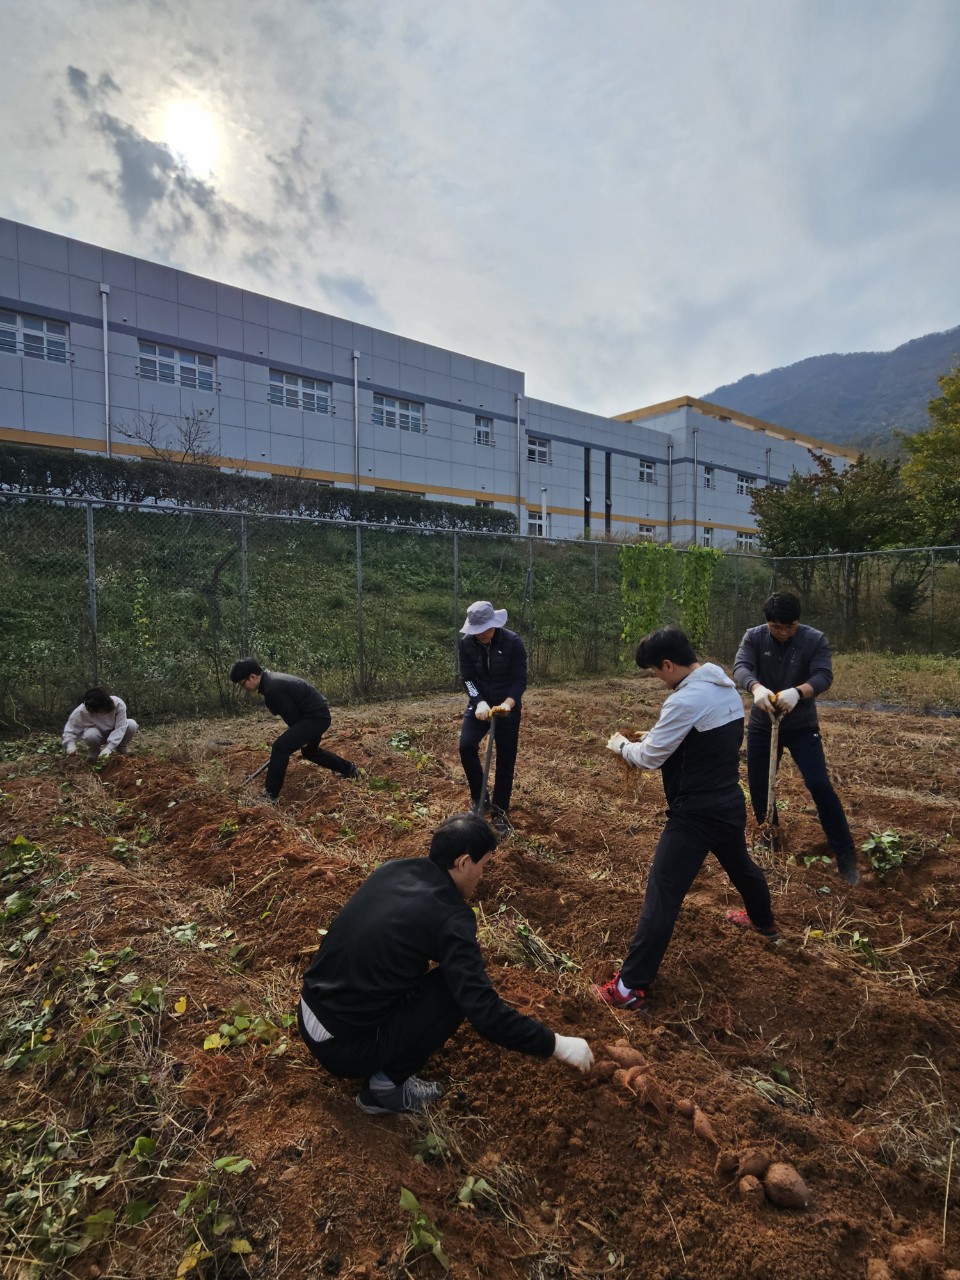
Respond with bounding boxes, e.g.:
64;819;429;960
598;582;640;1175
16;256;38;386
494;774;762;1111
614;1067;671;1121
737;1149;772;1179
612;1066;646;1091
738;1175;765;1209
865;1261;893;1280
888;1238;944;1277
604;1042;647;1069
763;1162;810;1209
675;1097;695;1118
692;1106;719;1146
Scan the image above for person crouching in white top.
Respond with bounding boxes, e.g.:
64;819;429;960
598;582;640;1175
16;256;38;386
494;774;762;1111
62;687;138;761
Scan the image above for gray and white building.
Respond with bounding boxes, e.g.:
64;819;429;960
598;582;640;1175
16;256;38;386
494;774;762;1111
0;217;853;545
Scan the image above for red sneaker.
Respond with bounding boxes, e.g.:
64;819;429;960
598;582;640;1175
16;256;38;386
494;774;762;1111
590;973;650;1013
725;908;779;941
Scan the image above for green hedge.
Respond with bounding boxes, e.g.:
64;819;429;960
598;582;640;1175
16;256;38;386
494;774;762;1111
0;442;518;533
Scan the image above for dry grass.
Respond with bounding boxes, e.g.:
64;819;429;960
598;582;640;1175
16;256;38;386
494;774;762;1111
831;653;960;711
859;1056;960;1185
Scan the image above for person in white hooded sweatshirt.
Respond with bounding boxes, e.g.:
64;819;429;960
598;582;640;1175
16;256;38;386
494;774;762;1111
594;627;777;1015
62;687;138;761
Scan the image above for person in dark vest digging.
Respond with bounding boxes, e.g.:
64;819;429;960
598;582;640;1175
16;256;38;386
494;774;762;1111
733;591;859;885
595;626;778;1015
298;811;594;1114
458;600;527;835
229;658;358;804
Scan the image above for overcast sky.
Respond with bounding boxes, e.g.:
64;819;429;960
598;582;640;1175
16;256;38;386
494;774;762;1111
1;0;958;414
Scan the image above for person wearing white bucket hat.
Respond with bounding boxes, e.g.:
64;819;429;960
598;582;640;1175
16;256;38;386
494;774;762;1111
458;600;527;834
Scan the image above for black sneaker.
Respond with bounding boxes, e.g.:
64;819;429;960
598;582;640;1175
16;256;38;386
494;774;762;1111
344;764;361;780
836;849;860;885
489;807;513;836
260;790;278;806
356;1076;443;1115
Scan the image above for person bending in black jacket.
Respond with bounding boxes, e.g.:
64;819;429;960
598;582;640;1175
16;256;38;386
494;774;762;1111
458;600;527;835
733;592;858;885
594;627;777;1016
298;812;594;1114
229;658;357;804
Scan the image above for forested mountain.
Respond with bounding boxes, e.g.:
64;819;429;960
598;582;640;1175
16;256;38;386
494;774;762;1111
702;325;960;450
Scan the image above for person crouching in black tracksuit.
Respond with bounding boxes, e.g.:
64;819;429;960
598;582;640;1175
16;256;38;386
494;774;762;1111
297;812;594;1115
229;658;358;804
457;600;527;835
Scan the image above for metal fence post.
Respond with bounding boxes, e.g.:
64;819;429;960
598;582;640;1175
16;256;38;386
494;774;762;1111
85;501;99;684
452;531;460;684
356;525;367;696
593;543;600;673
929;549;936;653
240;515;249;656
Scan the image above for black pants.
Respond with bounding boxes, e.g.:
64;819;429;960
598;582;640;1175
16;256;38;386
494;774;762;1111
297;968;464;1086
265;714;354;797
746;724;853;857
620;811;775;992
459;709;521;813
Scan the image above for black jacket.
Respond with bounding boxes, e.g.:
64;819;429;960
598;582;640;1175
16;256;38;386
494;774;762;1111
459;628;527;710
301;857;555;1058
733;623;833;734
258;670;330;725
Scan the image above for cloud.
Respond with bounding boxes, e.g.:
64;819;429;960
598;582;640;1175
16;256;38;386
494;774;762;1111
316;273;377;311
0;0;958;418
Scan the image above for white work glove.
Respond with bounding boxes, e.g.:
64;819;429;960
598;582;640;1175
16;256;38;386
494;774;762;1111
98;748;112;760
474;701;491;721
553;1034;594;1073
752;685;776;714
65;743;77;756
491;703;512;716
606;732;630;756
776;687;801;713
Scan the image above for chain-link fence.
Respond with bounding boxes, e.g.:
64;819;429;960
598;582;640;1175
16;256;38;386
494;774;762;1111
2;492;959;729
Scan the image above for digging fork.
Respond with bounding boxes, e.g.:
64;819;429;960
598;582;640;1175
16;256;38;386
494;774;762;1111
761;696;785;851
475;706;509;818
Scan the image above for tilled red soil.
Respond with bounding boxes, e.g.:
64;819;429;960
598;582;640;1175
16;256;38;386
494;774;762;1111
1;677;958;1279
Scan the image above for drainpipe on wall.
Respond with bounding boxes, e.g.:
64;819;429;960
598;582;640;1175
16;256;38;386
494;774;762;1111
667;443;673;542
99;284;111;457
765;446;772;484
515;393;523;532
692;427;699;546
540;485;548;538
352;350;360;489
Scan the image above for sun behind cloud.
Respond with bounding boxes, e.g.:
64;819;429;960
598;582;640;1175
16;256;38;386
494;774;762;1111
161;98;221;176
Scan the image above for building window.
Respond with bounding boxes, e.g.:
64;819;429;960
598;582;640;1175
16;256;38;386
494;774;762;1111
475;499;493;508
769;479;787;490
269;370;331;413
373;393;424;432
0;310;69;362
138;341;215;390
703;466;715;490
527;435;550;464
737;473;753;496
638;525;656;540
639;461;656;484
700;528;714;547
475;415;494;447
736;531;758;551
528;512;545;537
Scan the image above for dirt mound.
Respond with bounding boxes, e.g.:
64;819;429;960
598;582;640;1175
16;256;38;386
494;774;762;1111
1;679;958;1278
